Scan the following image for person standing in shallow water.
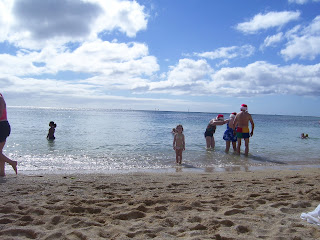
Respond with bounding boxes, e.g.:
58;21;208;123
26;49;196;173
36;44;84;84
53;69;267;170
223;112;237;153
204;114;228;150
0;93;17;176
173;124;185;164
233;104;254;156
47;121;57;140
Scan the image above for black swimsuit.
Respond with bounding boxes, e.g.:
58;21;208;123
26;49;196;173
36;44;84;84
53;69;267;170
204;125;216;137
0;121;11;143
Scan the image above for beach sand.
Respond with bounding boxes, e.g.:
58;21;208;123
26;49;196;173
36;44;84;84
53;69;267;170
0;168;319;240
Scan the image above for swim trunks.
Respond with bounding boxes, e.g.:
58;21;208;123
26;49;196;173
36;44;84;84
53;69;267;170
223;124;237;142
204;125;216;137
236;127;250;139
0;121;11;142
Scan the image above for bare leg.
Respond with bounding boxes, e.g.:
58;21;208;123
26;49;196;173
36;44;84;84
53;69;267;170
175;150;179;164
0;141;17;175
211;136;215;149
176;149;182;164
206;136;212;149
0;159;5;177
225;141;230;153
244;138;250;156
232;141;237;152
236;139;241;155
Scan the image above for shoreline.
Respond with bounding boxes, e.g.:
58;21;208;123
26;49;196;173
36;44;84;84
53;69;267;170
1;168;320;239
9;162;320;176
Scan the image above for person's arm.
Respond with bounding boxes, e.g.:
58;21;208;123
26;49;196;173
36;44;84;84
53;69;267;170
228;118;234;129
173;135;176;150
250;116;254;136
233;116;238;131
212;121;226;126
0;97;4;117
183;134;185;150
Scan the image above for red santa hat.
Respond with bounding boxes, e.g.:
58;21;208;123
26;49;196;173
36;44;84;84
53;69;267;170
216;114;224;121
229;112;237;118
240;104;248;111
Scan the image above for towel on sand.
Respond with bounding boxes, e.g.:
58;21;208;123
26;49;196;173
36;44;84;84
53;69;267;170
301;204;320;226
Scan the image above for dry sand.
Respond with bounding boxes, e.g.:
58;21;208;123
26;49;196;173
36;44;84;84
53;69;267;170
0;168;320;240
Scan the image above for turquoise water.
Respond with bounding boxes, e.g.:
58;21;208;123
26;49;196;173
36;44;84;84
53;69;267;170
3;107;320;174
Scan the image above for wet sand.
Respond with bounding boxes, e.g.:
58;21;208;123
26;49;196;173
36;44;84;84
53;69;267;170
0;168;320;240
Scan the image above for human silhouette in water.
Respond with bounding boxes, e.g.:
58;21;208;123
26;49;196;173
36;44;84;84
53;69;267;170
47;121;57;140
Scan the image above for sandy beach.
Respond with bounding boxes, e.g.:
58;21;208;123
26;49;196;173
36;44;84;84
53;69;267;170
0;168;320;240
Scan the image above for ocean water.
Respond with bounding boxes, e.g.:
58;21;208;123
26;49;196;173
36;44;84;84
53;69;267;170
3;107;320;174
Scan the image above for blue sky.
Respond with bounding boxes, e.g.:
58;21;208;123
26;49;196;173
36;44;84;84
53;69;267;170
0;0;320;116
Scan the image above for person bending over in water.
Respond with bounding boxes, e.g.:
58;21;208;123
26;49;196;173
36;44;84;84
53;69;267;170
204;114;228;150
0;93;17;176
233;104;254;156
173;124;185;164
47;121;57;140
223;112;237;153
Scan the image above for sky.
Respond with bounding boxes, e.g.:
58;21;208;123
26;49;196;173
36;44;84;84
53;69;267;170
0;0;320;116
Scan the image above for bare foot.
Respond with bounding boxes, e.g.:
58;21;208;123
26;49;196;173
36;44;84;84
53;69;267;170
11;161;17;174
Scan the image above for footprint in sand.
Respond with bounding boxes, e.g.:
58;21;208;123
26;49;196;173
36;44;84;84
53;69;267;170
224;209;245;216
0;218;13;224
270;202;290;208
187;216;202;223
114;210;146;220
50;215;64;225
0;228;38;239
43;232;63;240
69;206;101;214
220;219;234;227
236;225;250;233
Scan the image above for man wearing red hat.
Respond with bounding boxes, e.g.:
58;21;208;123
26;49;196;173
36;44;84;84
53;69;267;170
233;104;254;156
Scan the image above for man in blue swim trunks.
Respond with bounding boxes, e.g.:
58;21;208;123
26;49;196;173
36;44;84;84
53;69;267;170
233;104;254;156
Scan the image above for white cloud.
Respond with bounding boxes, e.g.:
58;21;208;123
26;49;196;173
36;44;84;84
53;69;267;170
0;39;159;95
140;60;320;97
281;16;320;60
216;60;230;68
288;0;309;4
0;0;148;49
195;45;255;60
236;11;300;34
2;58;320;107
147;59;213;95
0;0;158;105
0;39;158;76
288;0;320;4
260;32;284;49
